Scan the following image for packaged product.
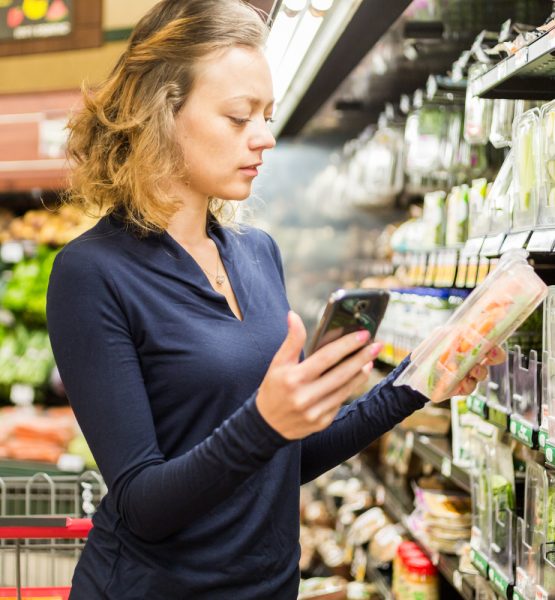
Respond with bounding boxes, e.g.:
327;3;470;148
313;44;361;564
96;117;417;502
395;250;547;402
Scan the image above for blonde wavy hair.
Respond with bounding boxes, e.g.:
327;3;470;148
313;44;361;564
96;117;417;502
65;0;268;235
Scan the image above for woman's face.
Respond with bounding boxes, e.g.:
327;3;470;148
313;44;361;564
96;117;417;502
175;45;276;201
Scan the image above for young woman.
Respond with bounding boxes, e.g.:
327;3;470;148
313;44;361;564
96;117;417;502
46;1;501;598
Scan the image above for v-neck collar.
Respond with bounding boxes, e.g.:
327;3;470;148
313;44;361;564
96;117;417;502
160;219;251;323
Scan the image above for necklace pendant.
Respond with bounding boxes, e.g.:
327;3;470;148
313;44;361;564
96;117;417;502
215;275;225;286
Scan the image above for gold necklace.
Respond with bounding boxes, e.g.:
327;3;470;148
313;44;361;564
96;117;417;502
200;247;225;286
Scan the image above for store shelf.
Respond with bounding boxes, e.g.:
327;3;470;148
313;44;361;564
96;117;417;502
365;563;392;600
359;462;476;600
412;433;471;494
471;29;555;100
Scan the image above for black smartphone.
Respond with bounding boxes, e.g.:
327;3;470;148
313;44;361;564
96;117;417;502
308;288;390;355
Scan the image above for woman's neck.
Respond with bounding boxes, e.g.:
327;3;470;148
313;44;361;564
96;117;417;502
166;182;211;248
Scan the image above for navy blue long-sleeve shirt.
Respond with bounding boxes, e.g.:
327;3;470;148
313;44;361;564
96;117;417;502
46;212;427;599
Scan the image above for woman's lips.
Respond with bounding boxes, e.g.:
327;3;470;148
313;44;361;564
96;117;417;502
239;165;259;177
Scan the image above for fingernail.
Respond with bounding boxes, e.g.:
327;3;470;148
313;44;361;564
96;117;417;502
362;361;374;375
357;330;370;343
370;342;384;357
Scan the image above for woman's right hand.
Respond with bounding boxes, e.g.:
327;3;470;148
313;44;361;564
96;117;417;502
256;311;382;440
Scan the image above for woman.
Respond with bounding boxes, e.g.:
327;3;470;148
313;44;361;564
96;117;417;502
46;1;500;598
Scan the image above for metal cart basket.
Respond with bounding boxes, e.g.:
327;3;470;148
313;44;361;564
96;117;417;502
0;471;106;600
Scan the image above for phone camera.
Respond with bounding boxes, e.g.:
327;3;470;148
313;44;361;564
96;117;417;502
355;300;369;312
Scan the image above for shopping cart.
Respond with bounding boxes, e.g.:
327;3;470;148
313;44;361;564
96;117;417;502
0;471;106;600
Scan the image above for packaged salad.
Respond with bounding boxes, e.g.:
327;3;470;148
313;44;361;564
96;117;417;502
394;250;547;402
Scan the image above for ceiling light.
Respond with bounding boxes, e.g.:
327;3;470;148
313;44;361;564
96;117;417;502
283;0;307;12
273;9;324;103
310;0;334;11
265;9;301;76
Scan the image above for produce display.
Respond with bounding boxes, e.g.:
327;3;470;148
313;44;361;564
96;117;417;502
4;206;97;246
395;251;547;402
2;245;59;324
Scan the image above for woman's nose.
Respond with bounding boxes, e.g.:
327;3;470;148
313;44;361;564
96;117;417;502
249;121;276;151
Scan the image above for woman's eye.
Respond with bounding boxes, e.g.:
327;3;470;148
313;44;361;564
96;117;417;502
229;117;250;125
265;117;275;124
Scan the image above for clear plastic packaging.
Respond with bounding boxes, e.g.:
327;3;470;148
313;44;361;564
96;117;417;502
538;100;555;225
512;108;541;231
464;63;494;145
422;191;446;248
445;185;469;247
490;99;516;149
515;462;549;600
488;440;516;593
395;250;547;402
405;105;449;176
467;178;489;239
486;343;512;418
487;151;514;235
510;346;541;444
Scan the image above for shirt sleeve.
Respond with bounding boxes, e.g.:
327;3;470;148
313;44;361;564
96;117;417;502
46;250;288;543
299;357;428;484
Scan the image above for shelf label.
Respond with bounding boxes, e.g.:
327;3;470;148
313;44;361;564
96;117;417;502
510;417;537;448
452;569;463;592
10;384;34;406
441;457;451;478
501;231;531;253
545;440;555;466
539;428;548;451
480;233;506;256
527;229;555;253
515;46;529;69
471;547;489;577
536;585;549;600
469;394;488;418
462;237;485;257
489;565;511;598
498;60;508;80
1;242;24;264
488;404;509;430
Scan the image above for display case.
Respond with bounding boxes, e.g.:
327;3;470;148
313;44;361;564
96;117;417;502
490;99;516;149
538;100;555;226
487;150;514;236
487;344;512;431
465;63;494;145
510;347;541;449
512;108;541;231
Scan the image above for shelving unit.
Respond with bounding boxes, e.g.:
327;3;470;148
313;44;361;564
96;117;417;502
471;29;555;100
359;460;477;600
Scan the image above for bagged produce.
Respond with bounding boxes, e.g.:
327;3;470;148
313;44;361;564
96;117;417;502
395;250;547;402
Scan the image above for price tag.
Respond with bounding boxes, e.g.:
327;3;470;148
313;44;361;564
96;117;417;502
539;429;548;451
57;453;85;473
489;565;510;597
510;417;536;448
527;229;555;252
501;231;531;253
375;484;386;506
1;242;24;264
480;233;506;257
452;570;463;592
498;60;508;80
537;586;549;600
462;237;485;257
441;457;452;478
10;384;34;406
546;441;555;466
515;47;529;69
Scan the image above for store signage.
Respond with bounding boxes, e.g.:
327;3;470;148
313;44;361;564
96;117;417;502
467;393;488;419
0;0;72;41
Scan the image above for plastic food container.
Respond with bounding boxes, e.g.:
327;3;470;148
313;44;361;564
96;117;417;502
395;250;547;402
538;99;555;225
489;99;515;149
464;63;494;145
512;107;541;230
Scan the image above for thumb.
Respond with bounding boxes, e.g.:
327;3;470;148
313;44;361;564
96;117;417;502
272;311;307;366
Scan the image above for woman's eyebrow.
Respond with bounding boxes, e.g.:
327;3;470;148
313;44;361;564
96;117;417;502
225;95;275;109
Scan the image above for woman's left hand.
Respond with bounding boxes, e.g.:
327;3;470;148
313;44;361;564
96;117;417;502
446;345;507;400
